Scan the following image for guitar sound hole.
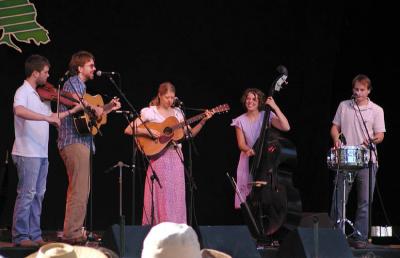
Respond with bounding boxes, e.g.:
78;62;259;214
164;127;172;135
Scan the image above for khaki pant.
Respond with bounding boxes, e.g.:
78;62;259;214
60;143;90;240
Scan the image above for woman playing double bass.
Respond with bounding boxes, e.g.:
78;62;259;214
231;88;290;210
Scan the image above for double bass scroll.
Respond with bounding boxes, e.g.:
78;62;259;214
250;65;288;179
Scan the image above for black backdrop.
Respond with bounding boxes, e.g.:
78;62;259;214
1;1;399;232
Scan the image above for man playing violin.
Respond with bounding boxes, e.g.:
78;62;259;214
57;51;121;244
11;55;80;247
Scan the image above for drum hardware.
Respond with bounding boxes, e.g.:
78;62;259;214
334;170;361;237
327;146;368;171
328;146;368;238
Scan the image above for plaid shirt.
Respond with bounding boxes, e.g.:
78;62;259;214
57;75;94;151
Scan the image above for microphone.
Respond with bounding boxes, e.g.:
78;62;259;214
114;110;132;114
96;70;117;77
173;97;184;107
351;93;358;99
58;70;71;83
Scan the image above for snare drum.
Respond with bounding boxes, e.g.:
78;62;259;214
327;145;368;171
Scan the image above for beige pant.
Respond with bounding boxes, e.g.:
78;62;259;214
60;143;90;240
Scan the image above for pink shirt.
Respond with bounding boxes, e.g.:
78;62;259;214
332;99;385;162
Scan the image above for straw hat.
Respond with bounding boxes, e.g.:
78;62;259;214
25;242;107;258
141;222;231;258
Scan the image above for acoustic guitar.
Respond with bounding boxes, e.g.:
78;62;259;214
135;104;230;158
73;94;114;135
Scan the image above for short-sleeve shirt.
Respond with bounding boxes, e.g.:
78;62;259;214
12;81;52;158
231;111;267;148
332;99;385;162
139;106;184;124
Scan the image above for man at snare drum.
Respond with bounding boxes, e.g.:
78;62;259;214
330;74;385;248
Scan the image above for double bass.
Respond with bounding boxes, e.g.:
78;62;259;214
245;66;290;240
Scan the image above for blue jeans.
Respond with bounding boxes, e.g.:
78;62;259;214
12;155;48;244
330;164;378;241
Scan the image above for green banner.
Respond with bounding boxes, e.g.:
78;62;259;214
0;0;50;53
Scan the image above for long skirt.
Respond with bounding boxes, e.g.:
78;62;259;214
142;147;186;225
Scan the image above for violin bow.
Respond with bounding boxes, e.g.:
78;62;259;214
57;83;61;118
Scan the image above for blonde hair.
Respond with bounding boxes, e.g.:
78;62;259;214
352;74;372;90
149;81;176;106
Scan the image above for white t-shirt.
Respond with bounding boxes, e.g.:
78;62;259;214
12;81;52;158
140;106;184;124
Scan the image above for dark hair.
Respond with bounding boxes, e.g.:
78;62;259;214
240;88;265;111
24;54;50;77
149;81;176;106
352;74;372;90
68;50;94;75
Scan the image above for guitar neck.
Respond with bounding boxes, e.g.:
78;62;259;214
172;113;205;130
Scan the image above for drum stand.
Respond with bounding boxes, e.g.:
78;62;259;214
335;170;361;238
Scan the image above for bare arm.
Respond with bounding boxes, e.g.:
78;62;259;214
124;121;134;135
363;132;385;146
124;118;160;137
102;98;121;115
330;124;341;148
14;105;61;127
188;110;214;137
235;127;255;157
189;120;205;137
266;97;290;131
372;132;385;144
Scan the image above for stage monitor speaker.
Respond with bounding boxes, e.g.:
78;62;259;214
277;227;353;258
299;212;334;228
198;225;261;258
102;224;151;258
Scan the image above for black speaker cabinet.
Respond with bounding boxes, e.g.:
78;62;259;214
299;212;334;228
198;225;261;258
102;224;151;258
277;227;353;258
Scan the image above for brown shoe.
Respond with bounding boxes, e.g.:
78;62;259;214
61;236;87;245
348;239;368;249
18;239;39;247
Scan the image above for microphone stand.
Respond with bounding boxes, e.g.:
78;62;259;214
56;71;70;118
105;161;131;257
121;112;138;225
102;74;162;226
353;99;378;242
176;104;199;226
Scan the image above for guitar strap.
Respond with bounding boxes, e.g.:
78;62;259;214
67;76;101;136
68;76;86;104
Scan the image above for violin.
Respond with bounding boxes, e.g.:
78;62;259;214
36;82;79;107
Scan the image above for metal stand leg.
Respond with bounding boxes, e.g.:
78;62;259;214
336;171;361;238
